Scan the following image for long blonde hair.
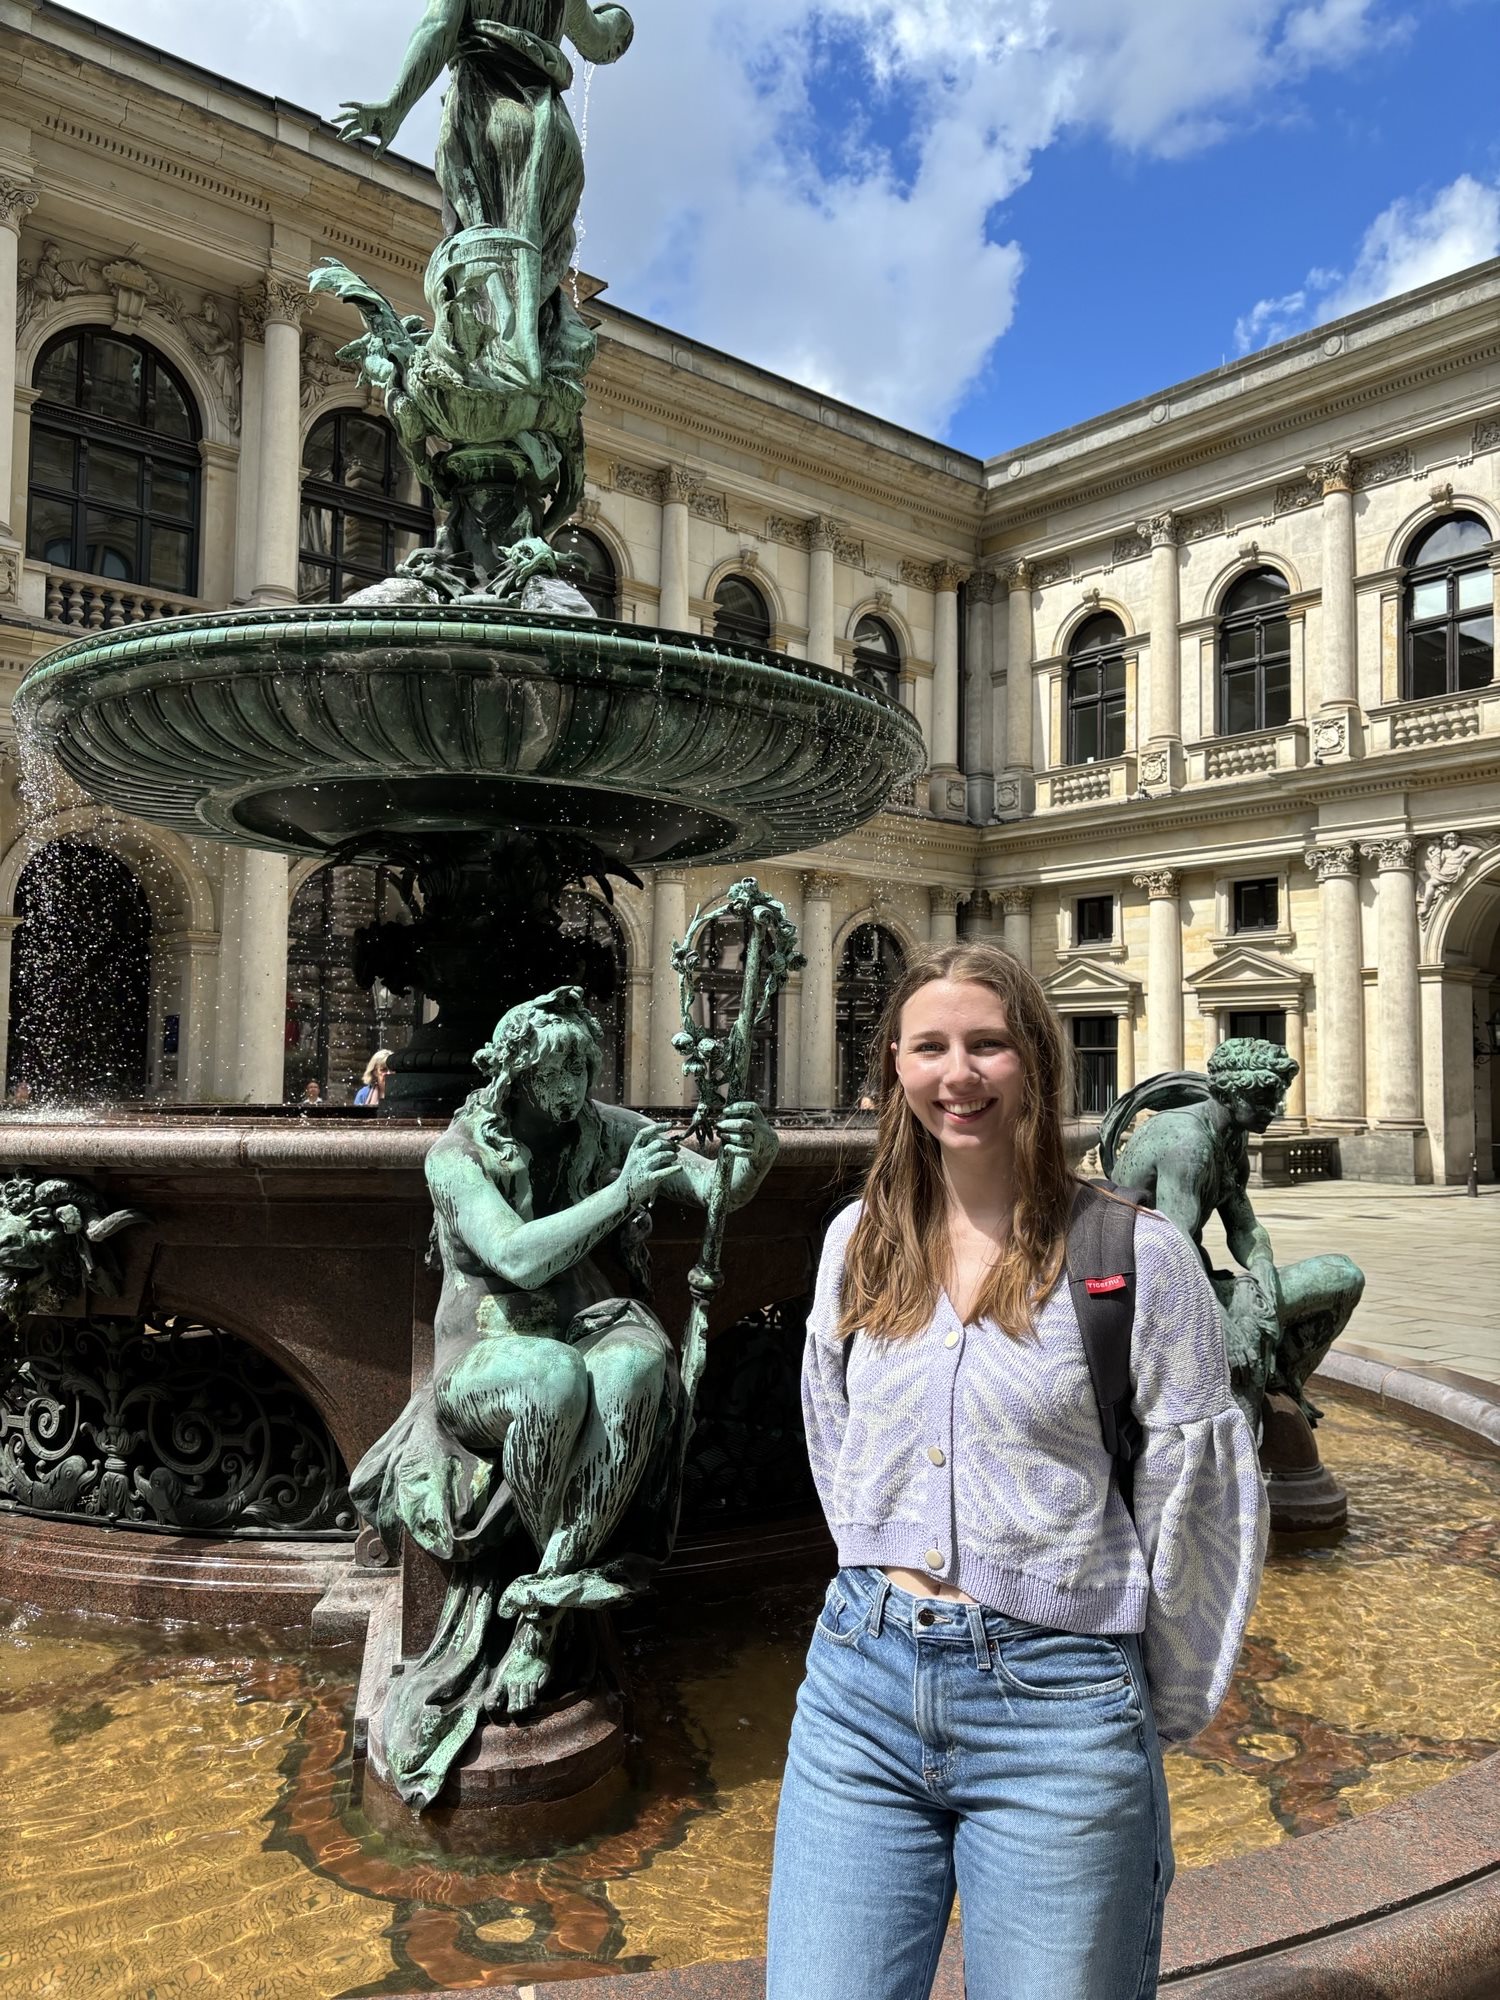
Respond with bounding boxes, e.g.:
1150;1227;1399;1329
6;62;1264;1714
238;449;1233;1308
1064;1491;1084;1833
837;943;1075;1342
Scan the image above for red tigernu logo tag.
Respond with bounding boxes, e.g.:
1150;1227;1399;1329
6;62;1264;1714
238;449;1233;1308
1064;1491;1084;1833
1085;1276;1128;1294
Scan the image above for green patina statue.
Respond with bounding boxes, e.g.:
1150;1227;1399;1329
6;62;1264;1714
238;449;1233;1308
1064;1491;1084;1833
352;883;797;1808
318;0;634;603
1100;1038;1365;1436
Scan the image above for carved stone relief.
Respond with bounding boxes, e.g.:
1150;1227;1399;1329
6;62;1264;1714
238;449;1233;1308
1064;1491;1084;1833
1416;830;1492;928
17;235;243;427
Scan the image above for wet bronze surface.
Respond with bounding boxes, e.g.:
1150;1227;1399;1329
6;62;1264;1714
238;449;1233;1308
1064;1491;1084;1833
2;1388;1497;1996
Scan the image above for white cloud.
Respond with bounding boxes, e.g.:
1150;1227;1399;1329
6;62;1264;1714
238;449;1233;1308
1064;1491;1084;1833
1235;174;1500;354
64;0;1398;434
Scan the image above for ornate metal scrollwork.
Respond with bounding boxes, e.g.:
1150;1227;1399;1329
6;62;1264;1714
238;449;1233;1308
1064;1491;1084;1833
0;1316;355;1536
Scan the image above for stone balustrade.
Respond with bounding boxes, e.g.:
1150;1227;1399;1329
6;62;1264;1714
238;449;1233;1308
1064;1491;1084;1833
43;566;202;630
1367;687;1500;753
1185;721;1309;784
1034;753;1137;811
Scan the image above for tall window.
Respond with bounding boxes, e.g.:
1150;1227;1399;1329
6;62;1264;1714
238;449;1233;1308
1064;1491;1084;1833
835;923;906;1106
711;574;772;647
852;615;901;701
1075;894;1114;945
689;917;777;1106
1232;878;1279;933
299;410;433;603
553;525;619;618
1402;513;1494;700
1065;614;1127;765
28;330;201;594
1072;1016;1118;1116
1219;568;1291;735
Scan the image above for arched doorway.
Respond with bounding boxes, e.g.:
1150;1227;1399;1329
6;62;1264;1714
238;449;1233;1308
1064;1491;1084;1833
8;840;151;1101
556;890;628;1102
835;923;906;1106
286;864;419;1102
1424;841;1500;1183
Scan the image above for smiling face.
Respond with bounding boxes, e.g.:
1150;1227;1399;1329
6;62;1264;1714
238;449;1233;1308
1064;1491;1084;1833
892;977;1027;1162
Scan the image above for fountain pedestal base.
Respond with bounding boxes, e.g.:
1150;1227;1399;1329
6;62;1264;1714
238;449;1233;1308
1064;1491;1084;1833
1260;1389;1348;1536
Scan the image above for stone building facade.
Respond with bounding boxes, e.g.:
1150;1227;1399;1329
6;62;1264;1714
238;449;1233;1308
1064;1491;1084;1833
0;4;1496;1177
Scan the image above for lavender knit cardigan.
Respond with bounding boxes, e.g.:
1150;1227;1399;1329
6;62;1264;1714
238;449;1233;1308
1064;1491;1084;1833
801;1199;1270;1745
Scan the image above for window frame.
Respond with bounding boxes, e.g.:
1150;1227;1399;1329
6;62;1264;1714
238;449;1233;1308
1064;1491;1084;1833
1400;514;1495;702
1225;1008;1287;1047
298;408;434;605
835;922;906;1106
851;615;902;702
1217;568;1292;738
552;525;620;619
1074;894;1114;945
711;573;773;648
27;328;203;596
1064;614;1127;767
1071;1013;1119;1116
1232;877;1280;935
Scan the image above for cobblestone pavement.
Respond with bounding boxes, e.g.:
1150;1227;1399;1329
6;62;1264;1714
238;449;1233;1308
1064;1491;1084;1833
1200;1180;1500;1387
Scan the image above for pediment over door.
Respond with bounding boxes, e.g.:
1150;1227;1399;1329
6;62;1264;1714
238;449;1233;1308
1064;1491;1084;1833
1187;944;1308;1009
1040;959;1141;1012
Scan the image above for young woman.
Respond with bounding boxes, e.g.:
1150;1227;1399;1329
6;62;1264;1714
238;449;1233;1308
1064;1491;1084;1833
767;943;1268;2000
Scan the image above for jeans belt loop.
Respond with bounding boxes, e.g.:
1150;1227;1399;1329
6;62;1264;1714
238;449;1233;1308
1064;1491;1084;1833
868;1571;890;1639
965;1602;991;1670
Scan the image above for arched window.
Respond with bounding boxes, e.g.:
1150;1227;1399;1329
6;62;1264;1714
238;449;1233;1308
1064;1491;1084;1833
1066;614;1127;765
556;890;627;1102
28;329;201;594
1402;513;1494;700
852;615;901;701
552;525;619;618
299;410;433;603
712;573;772;647
688;917;778;1106
7;840;151;1101
836;923;906;1106
1218;568;1291;735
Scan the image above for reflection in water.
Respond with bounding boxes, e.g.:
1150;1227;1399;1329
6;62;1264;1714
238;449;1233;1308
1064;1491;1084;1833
1;1389;1497;1995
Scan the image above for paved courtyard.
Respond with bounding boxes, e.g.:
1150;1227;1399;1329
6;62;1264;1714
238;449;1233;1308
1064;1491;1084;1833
1201;1181;1500;1388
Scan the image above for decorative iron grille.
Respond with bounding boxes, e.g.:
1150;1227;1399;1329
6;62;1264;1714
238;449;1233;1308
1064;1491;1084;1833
0;1315;355;1536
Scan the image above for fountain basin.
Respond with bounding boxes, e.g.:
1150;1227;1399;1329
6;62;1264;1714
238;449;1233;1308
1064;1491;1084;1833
13;605;925;868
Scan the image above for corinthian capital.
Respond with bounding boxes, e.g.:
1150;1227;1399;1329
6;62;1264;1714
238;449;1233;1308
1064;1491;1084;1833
1135;513;1179;550
259;275;309;329
1360;837;1416;873
808;515;839;554
1005;559;1033;594
933;560;969;593
801;870;840;901
1304;842;1359;882
0;181;38;233
998;886;1033;915
662;463;702;507
1309;452;1359;496
1131;869;1179;900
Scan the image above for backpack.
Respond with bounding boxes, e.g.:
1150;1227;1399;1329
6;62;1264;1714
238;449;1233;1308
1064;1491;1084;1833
1065;1180;1149;1516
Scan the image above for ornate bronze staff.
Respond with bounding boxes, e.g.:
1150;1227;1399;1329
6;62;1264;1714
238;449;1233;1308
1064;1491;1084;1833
669;877;803;1469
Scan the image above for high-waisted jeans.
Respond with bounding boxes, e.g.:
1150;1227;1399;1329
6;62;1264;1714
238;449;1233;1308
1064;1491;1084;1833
767;1568;1173;2000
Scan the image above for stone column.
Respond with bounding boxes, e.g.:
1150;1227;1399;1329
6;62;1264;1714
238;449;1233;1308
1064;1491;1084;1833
658;465;695;633
1303;843;1365;1125
212;848;244;1098
1313;454;1359;755
1139;513;1182;789
1474;982;1495;1179
999;887;1032;968
162;931;219;1101
799;872;837;1109
0;179;38;538
1132;869;1183;1076
625;970;652;1106
807;517;837;670
964;571;996;823
927;886;959;948
1285;1004;1307;1123
647;867;689;1104
234;295;266;603
999;561;1035;815
1116;1005;1136;1095
963;889;997;939
236;850;290;1101
778;873;805;1109
928;562;966;817
1361;837;1422;1126
251;276;308;607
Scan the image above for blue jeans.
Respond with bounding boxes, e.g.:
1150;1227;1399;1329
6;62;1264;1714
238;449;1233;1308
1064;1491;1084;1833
767;1568;1173;2000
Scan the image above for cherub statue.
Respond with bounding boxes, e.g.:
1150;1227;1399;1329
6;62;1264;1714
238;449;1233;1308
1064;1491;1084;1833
352;985;777;1807
1101;1038;1364;1434
315;0;635;602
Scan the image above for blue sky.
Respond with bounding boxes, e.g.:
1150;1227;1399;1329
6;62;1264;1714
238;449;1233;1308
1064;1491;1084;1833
64;1;1500;455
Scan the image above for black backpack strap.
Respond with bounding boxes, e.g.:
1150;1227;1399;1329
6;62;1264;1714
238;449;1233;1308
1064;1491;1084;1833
1066;1181;1145;1514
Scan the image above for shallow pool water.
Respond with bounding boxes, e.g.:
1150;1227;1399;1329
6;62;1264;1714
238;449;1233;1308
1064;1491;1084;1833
2;1388;1497;1997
